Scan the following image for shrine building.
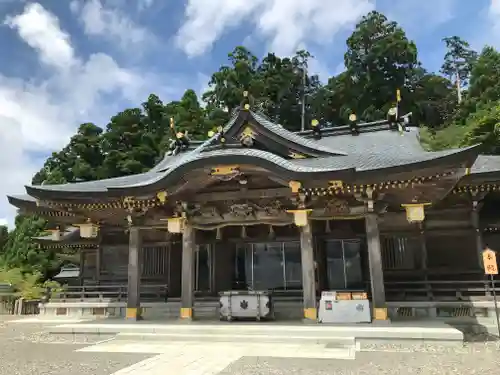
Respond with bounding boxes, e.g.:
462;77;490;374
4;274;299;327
7;97;500;324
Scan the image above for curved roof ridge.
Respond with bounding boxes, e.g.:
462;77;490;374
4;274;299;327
115;148;356;189
250;111;347;156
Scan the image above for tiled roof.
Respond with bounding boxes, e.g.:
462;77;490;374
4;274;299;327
9;109;493;199
32;227;80;242
250;111;346;155
470;155;500;174
315;127;425;156
294;146;478;172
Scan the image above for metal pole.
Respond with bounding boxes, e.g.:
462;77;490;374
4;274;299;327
300;67;306;132
490;274;500;337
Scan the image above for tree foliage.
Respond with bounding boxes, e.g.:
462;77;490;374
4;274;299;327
2;10;499;280
441;36;477;103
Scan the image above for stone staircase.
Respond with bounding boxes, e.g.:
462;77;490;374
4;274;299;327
48;320;464;350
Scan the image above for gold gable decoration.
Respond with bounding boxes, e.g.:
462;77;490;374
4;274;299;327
289;152;306;159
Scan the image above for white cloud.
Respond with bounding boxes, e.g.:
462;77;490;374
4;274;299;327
490;0;500;16
4;3;75;70
70;0;154;49
0;218;7;227
489;0;500;36
176;0;374;57
308;58;336;84
0;3;163;226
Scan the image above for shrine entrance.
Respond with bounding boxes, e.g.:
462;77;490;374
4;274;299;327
233;241;303;292
194;244;213;294
321;239;364;291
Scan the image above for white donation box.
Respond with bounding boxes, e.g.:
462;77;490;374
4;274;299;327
318;291;371;324
219;290;274;322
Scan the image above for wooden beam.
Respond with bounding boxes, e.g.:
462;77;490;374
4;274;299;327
189;187;291;202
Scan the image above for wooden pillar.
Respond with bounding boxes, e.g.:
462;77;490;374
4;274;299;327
126;227;142;320
471;200;484;268
95;247;101;284
180;222;195;320
79;250;85;286
300;219;317;321
418;223;428;272
365;213;388;321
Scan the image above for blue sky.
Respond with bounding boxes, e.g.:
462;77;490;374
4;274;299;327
0;0;499;227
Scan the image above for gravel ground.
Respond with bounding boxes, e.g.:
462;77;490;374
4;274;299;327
0;316;152;375
2;316;500;375
220;338;500;375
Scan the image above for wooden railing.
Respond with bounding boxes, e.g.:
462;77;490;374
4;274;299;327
384;279;500;301
50;284;168;302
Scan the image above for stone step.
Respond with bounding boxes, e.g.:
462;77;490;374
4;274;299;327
47;321;464;346
113;331;356;347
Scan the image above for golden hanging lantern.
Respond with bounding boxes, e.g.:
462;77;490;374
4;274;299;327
286;209;312;227
401;203;430;223
79;220;99;238
167;217;185;233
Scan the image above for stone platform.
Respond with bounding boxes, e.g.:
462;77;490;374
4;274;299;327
46;320;464;348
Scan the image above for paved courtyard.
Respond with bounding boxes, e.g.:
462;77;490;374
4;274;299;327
1;316;500;375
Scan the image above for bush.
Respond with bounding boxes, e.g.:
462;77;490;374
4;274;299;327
0;267;62;300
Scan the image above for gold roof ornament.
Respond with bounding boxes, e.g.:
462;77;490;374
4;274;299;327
311;119;319;127
170;117;175;129
349;114;357;122
156;191;168;204
208;130;215;138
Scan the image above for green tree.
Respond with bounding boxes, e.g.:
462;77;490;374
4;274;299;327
344;11;419;120
453;46;500;129
460;101;500;153
32;123;104;185
441;36;477;104
101;108;157;177
203;46;260;112
411;71;456;128
167;89;210;140
1;215;54;275
0;225;8;254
